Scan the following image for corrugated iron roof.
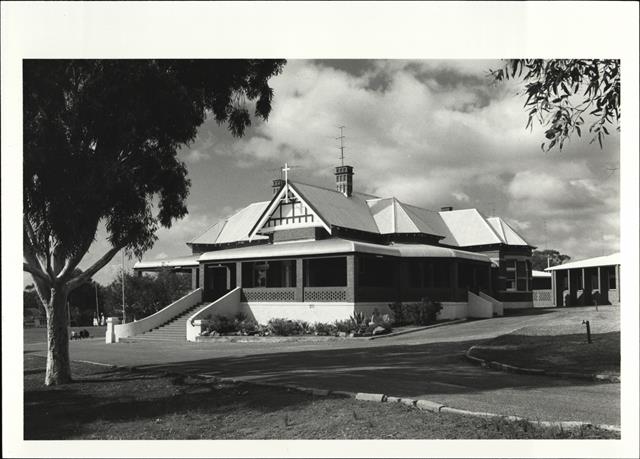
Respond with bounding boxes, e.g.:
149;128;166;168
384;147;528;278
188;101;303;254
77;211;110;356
532;270;552;278
292;182;380;234
545;253;620;271
438;209;503;246
487;217;530;246
190;201;270;245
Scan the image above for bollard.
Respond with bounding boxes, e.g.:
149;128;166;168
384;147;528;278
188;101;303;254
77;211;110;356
582;320;592;344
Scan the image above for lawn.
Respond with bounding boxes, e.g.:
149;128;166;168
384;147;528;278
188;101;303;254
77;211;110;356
24;355;618;439
470;307;620;375
24;326;106;344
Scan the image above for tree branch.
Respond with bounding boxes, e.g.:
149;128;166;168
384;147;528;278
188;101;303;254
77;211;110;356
66;245;123;291
23;262;50;283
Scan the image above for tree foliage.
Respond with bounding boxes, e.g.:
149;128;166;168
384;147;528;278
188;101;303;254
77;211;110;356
22;59;285;385
103;271;191;321
531;249;571;271
491;59;620;151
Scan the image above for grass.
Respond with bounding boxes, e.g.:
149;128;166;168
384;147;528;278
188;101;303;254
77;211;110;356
24;355;618;439
24;326;106;344
471;307;620;375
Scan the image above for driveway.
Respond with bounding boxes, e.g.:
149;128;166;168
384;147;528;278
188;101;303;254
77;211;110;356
24;307;620;426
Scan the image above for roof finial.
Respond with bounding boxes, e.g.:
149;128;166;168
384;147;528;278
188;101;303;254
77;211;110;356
336;125;346;166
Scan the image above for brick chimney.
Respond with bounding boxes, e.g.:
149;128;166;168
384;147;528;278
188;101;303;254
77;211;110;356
335;165;354;197
272;178;285;195
440;206;453;212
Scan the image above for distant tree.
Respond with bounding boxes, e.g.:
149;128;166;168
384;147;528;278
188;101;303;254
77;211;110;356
531;249;571;271
23;59;286;385
491;59;620;151
103;270;191;321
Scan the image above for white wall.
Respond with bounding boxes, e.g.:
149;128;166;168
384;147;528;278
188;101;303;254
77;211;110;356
438;302;468;320
186;288;242;341
502;301;534;309
468;292;493;318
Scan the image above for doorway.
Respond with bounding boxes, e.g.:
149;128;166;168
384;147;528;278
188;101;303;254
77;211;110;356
204;265;230;302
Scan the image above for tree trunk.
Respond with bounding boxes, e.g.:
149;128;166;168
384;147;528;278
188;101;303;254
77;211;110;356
44;288;72;385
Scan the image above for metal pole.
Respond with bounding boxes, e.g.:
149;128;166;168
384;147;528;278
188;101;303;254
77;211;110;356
122;250;126;324
95;283;99;318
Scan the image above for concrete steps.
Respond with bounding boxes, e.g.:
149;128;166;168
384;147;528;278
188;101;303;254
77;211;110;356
125;302;212;342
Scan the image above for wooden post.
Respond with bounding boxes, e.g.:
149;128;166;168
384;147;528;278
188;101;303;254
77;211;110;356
236;262;242;288
615;264;620;303
295;259;304;302
346;255;356;303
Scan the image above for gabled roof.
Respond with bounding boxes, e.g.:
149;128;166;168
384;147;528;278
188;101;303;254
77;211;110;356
545;252;620;271
190;201;270;245
487;217;530;246
438;209;503;246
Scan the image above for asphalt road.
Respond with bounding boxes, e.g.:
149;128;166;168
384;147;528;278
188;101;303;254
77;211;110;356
24;308;620;426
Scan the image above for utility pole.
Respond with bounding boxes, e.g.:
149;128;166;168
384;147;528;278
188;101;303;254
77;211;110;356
95;283;100;320
121;250;126;324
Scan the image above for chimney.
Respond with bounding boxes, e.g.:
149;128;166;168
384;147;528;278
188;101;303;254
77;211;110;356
335;165;354;197
440;206;453;212
272;178;285;195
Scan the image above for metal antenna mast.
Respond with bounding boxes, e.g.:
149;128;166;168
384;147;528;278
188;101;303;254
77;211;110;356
336;126;346;166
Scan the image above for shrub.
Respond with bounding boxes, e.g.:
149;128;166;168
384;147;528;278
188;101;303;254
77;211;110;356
313;322;337;336
388;298;442;326
333;319;354;334
207;315;237;334
267;318;311;336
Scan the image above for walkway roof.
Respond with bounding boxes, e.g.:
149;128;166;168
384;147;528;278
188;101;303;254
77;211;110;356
545;252;620;271
133;254;199;270
199;238;491;263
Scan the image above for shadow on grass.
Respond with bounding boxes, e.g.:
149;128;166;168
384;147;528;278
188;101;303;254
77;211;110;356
24;366;319;439
472;331;620;375
503;308;557;317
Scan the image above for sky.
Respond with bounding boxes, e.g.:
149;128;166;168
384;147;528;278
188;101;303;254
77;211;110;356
30;59;621;286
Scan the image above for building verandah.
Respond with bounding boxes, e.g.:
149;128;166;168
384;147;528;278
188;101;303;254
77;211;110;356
196;238;495;309
546;253;620;307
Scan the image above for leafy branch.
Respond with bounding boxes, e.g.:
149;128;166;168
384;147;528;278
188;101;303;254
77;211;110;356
490;59;620;151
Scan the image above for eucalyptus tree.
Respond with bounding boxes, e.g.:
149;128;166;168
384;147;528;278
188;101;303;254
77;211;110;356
491;59;619;151
23;59;285;385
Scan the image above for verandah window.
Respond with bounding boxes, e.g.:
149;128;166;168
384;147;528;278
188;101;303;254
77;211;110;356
241;260;296;288
304;257;347;287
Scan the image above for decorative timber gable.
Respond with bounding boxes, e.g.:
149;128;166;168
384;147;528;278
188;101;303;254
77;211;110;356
249;183;332;241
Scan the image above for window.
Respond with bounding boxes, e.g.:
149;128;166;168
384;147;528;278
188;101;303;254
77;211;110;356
358;255;395;287
241;260;296;288
304;257;347;287
505;258;529;292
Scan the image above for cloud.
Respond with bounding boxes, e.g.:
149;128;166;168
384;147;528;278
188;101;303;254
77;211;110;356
183;149;210;164
68;59;619;286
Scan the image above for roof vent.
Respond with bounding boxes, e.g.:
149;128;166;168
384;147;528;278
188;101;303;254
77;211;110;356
440;206;453;212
